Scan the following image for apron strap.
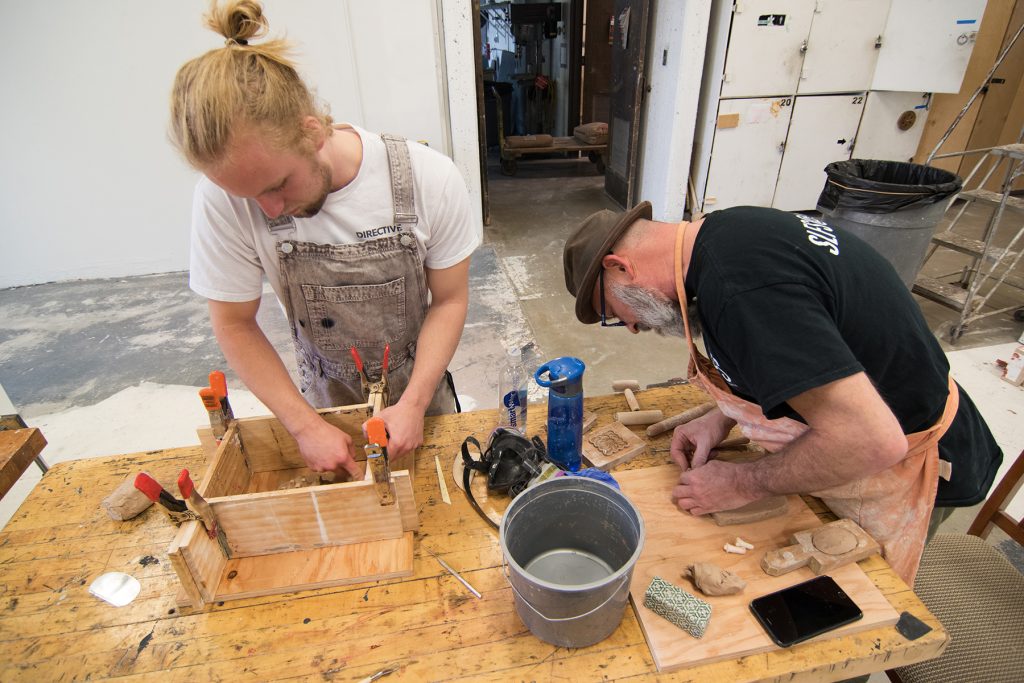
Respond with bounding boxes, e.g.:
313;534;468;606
381;133;419;228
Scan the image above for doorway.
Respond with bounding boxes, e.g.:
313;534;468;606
473;0;648;217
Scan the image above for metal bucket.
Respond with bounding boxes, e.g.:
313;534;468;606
816;160;962;288
816;201;948;288
499;476;645;647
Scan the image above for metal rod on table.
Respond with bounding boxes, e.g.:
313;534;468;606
425;548;482;599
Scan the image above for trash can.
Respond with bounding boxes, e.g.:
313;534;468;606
817;160;962;287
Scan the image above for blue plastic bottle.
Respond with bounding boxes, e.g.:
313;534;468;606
534;356;586;472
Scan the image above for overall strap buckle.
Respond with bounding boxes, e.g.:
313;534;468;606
381;133;419;228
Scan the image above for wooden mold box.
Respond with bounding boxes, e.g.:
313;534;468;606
170;403;418;608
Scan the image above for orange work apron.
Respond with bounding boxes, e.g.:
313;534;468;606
673;222;957;585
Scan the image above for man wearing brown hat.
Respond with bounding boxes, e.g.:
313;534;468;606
562;202;1001;585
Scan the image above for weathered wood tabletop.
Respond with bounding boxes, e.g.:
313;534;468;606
0;384;946;681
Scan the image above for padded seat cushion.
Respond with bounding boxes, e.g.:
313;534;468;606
505;134;553;149
895;533;1024;683
574;122;608;144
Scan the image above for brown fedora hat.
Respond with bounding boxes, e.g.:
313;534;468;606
563;201;652;324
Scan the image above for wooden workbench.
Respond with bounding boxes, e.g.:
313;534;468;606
0;385;946;681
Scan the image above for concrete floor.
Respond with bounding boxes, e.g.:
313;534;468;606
2;154;1022;555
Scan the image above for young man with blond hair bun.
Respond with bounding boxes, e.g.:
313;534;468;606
170;0;480;479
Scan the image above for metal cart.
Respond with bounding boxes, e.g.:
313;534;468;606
491;87;607;176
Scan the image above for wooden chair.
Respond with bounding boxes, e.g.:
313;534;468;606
888;447;1024;683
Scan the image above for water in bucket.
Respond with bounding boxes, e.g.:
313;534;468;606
525;548;616;585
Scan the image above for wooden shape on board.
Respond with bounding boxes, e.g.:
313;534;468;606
616;465;899;673
711;496;788;526
582;421;647;470
761;518;881;577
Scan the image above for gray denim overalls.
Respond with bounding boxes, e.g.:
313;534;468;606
270;132;456;414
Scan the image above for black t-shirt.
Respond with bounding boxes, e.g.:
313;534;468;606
684;206;1002;506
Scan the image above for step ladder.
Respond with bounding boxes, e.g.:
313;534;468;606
912;142;1024;342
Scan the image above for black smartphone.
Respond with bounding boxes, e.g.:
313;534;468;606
749;575;863;648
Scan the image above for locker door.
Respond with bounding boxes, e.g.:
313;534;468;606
772;94;866;212
852;92;931;162
703;97;794;212
720;0;815;98
799;0;891;94
872;0;986;93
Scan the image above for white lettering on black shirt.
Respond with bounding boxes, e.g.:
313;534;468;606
709;350;734;385
795;213;840;256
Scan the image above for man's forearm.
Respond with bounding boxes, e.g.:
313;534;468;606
738;426;903;499
212;317;321;436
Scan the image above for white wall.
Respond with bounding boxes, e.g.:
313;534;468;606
636;0;711;222
441;0;484;218
0;0;481;289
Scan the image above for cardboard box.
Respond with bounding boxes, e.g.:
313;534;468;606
1003;345;1024;386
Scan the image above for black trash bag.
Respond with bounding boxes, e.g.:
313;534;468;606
817;159;962;213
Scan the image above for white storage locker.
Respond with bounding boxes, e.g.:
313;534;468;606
872;0;986;93
703;97;794;211
852;91;931;162
720;0;815;98
772;94;867;211
798;0;891;94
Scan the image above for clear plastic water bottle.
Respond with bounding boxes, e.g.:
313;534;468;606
498;346;528;434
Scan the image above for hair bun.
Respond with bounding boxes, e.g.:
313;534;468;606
205;0;268;45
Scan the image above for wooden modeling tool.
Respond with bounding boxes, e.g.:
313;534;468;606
623;387;641;411
646;402;715;437
616;410;664;426
434;455;451;504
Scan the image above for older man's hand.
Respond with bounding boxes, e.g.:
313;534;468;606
671;459;760;516
669;408;734;471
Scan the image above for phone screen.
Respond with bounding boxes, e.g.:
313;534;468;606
749;575;863;647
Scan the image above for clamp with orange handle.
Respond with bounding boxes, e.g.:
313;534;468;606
350;344;390;415
199;370;236;441
364;416;395;505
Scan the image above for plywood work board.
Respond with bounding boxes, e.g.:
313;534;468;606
617;465;899;673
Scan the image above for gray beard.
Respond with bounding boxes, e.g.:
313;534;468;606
610;282;691;338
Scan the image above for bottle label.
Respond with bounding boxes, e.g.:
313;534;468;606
502;390;522;429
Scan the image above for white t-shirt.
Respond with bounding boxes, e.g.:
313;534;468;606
189;124;481;303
